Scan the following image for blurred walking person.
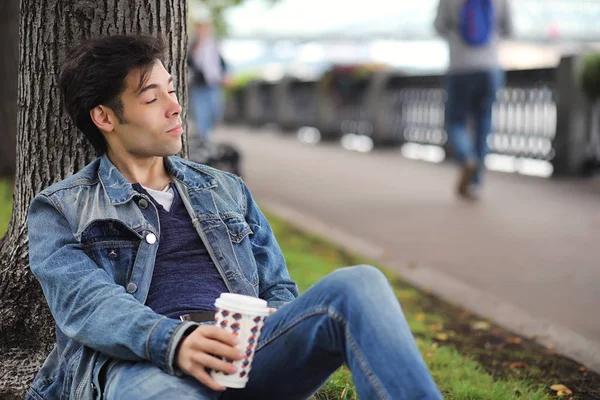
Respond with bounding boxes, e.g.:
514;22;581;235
434;0;513;199
187;7;230;140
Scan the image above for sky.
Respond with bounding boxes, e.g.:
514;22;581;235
223;0;438;38
222;0;600;40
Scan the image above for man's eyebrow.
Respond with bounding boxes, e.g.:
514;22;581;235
137;76;174;95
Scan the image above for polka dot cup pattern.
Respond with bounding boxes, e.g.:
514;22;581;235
210;293;270;388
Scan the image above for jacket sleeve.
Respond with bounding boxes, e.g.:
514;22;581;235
434;0;451;37
238;178;299;308
27;194;196;375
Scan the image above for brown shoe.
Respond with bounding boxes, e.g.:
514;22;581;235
457;160;478;198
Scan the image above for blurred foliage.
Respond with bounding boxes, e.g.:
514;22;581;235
223;71;261;99
229;71;261;89
319;63;387;102
0;180;13;238
581;53;600;101
190;0;280;37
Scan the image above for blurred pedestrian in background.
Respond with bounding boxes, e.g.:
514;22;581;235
434;0;513;199
187;7;230;140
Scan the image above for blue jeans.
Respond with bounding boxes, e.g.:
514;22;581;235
102;266;443;400
189;84;224;138
445;69;505;185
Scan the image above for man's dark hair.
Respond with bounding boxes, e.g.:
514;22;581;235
59;35;165;155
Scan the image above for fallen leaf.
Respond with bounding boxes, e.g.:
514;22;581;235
416;313;426;321
473;321;491;331
556;390;572;397
579;367;586;372
434;333;449;341
509;362;528;369
429;323;443;332
506;337;522;345
491;327;503;335
551;384;572;395
431;342;439;350
425;352;434;359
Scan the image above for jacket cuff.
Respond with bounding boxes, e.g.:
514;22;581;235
171;323;200;377
147;317;197;374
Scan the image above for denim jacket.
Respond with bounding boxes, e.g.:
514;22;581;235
25;155;299;400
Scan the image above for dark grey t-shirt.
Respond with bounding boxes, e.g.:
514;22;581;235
141;183;229;319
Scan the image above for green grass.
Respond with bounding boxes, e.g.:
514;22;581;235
418;340;548;400
267;211;551;400
0;180;13;237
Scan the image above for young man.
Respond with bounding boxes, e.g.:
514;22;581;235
434;0;513;199
26;35;443;400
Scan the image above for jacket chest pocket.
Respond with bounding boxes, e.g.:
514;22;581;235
81;220;142;287
223;216;253;244
222;216;258;287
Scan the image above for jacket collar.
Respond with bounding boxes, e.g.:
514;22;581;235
98;154;217;205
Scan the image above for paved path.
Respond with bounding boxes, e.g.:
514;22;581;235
212;125;600;371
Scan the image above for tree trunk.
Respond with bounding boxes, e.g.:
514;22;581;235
0;0;19;180
0;0;188;397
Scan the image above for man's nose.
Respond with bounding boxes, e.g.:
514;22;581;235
167;95;182;116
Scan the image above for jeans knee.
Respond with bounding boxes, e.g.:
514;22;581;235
329;265;391;301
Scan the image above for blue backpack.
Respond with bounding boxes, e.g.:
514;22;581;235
459;0;495;46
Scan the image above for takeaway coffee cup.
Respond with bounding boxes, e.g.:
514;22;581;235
210;293;270;388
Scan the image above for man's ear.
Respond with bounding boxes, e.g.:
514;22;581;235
90;105;116;133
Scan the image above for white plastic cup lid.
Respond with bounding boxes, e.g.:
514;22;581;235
214;293;269;315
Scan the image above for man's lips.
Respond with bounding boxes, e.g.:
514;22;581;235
167;125;183;134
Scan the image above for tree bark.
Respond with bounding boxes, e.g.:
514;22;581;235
0;0;19;180
0;0;188;397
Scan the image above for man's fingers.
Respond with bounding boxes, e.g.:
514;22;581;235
196;325;239;347
189;365;227;392
200;338;244;361
185;327;243;360
192;352;237;375
177;325;244;388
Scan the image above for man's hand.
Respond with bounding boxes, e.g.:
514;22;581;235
176;325;244;391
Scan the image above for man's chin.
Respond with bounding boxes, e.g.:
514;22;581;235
162;142;183;157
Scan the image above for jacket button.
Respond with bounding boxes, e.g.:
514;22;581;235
108;250;118;259
126;282;137;293
138;198;149;209
145;233;157;244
